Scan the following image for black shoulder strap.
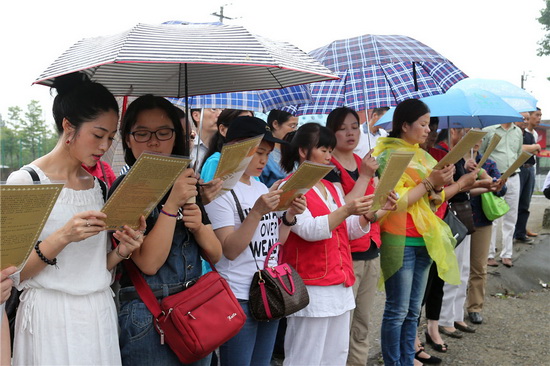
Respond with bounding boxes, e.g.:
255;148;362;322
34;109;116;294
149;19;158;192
20;166;107;202
230;189;261;270
230;189;246;223
96;177;108;202
21;166;40;182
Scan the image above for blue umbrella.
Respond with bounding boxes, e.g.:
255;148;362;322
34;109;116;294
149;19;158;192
168;84;312;113
375;88;524;130
283;34;467;115
448;78;538;113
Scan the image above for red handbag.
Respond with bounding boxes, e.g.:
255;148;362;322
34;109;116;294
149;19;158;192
124;256;246;364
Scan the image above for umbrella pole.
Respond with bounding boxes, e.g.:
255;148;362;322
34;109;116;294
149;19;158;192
193;108;205;172
187;107;203;205
184;64;191;157
413;62;418;91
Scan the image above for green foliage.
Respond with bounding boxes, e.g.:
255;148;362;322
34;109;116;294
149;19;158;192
537;0;550;56
0;100;57;169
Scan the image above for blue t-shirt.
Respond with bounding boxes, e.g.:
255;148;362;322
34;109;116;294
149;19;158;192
201;152;260;183
259;148;287;188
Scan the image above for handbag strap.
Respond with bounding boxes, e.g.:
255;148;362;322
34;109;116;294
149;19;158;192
114;237;220;319
230;189;262;271
264;242;282;268
123;259;164;318
22;166;40;182
230;189;282;269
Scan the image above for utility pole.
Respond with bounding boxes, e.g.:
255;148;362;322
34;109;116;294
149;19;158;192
211;4;233;23
520;71;528;89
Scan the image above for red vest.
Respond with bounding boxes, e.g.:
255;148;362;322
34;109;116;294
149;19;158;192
330;155;381;252
282;180;355;287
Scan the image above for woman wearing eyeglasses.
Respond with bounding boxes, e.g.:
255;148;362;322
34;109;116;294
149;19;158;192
113;95;222;365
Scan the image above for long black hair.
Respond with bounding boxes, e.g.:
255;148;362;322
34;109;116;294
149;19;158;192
388;99;430;138
51;72;118;135
280;122;336;173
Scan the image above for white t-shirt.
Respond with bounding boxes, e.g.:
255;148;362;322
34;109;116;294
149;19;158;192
191;139;208;173
205;180;279;300
354;124;388;158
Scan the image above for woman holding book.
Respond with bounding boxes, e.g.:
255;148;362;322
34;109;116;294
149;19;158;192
279;123;381;366
6;73;145;365
204;116;306;366
324;106;396;365
373;99;461;366
113;94;222;365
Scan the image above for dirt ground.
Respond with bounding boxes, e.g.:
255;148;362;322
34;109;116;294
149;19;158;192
366;194;550;365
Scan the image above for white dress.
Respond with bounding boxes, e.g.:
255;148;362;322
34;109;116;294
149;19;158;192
7;164;121;365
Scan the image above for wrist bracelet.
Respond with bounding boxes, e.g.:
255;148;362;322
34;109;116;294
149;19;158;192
422;179;433;193
456;181;463;192
366;212;378;223
35;241;58;267
115;245;132;260
281;211;297;226
160;208;178;218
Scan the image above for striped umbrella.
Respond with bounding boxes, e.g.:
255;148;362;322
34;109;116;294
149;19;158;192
33;22;337;97
283;34;468;115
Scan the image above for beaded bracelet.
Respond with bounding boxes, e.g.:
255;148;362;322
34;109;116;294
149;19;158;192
34;241;58;267
160;209;178;218
281;211;297;226
421;179;433;194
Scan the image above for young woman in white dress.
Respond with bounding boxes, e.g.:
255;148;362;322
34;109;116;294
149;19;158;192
6;73;145;365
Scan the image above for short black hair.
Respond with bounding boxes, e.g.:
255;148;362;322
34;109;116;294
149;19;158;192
280;122;336;173
325;107;360;133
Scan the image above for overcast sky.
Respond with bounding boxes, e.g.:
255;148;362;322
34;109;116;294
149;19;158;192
1;0;548;128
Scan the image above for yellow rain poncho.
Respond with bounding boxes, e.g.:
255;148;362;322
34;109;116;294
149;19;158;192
373;137;460;285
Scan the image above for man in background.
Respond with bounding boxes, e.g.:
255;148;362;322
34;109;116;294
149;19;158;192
526;107;542;144
514;111;541;242
355;107;389;158
481;119;523;268
190;108;222;172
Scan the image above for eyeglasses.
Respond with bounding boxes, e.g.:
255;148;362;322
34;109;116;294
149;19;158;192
130;128;175;143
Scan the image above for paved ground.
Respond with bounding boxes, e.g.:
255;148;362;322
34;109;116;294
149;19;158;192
366;194;550;365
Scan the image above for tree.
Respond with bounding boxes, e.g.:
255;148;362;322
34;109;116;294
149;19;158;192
6;106;25;167
22;100;49;160
1;101;57;169
537;0;550;56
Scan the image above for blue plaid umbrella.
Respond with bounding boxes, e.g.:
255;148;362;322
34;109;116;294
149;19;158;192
168;84;311;113
284;34;468;115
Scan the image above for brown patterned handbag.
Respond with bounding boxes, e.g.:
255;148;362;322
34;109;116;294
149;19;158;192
229;190;309;321
248;242;310;321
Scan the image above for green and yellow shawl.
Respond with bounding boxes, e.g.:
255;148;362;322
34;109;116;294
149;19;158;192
374;137;460;285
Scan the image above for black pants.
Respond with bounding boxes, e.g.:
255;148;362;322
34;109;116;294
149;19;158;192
423;262;444;321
